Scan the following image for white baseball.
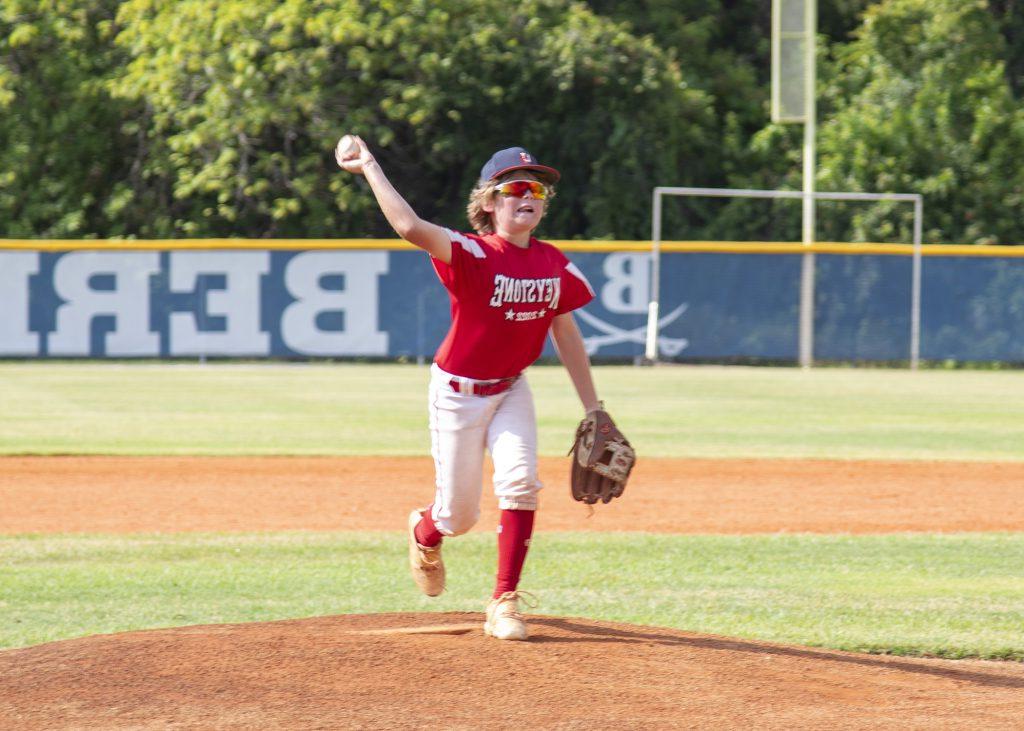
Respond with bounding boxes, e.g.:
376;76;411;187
336;134;358;159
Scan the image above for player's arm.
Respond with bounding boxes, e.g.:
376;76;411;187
336;136;452;263
549;312;601;412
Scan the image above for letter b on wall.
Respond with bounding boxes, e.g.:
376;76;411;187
601;253;650;314
281;251;389;355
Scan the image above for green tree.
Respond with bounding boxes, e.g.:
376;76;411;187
583;0;771;217
715;0;1024;245
7;0;1024;245
0;0;132;237
108;0;714;239
817;0;1024;244
581;0;878;243
988;0;1024;96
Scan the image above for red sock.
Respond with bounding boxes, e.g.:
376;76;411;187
493;509;535;598
414;504;443;547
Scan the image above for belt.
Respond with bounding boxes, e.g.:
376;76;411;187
449;375;519;396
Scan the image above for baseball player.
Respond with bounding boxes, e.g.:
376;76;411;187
337;138;601;640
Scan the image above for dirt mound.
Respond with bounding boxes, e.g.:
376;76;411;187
1;613;1021;730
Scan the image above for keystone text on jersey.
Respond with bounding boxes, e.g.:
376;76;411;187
488;274;561;310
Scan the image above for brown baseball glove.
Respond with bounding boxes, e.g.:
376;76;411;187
568;405;636;504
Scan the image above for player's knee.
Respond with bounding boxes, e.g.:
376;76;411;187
441;508;480;536
494;471;542;503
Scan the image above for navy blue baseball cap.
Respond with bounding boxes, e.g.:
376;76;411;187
479;147;560;184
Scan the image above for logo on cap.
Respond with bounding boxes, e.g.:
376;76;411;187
520;152;532;163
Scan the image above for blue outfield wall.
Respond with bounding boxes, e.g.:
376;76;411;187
0;247;1022;362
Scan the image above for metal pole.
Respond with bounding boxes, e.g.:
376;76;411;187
645;188;663;362
798;0;817;369
651;187;919;203
911;196;923;370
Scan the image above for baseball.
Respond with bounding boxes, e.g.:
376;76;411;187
336;134;358;160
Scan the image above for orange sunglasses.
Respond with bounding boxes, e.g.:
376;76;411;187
494;179;549;200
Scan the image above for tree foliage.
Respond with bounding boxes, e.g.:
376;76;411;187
817;0;1024;244
0;0;134;237
106;0;712;238
2;0;1024;243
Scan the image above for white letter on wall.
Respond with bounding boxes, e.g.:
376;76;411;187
50;252;160;356
0;252;40;355
169;252;270;356
281;251;389;355
601;253;650;314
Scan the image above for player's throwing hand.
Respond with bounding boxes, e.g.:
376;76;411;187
335;135;374;175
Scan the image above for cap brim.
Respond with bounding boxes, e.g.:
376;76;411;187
489;164;560;184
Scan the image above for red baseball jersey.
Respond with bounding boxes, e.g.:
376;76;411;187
431;229;595;379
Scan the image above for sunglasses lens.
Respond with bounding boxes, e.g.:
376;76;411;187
498;180;547;200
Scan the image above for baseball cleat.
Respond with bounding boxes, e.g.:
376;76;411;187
484;591;536;641
407;509;445;596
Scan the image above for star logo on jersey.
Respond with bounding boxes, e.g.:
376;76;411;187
505;308;515;320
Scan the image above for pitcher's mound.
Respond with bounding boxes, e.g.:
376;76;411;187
1;613;1021;729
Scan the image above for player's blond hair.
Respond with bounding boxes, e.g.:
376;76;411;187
466;181;498;234
466;172;555;235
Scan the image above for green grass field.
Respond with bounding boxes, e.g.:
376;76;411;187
1;362;1022;459
2;363;1023;658
3;532;1022;660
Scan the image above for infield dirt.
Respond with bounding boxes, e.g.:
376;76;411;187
2;455;1023;729
3;455;1023;533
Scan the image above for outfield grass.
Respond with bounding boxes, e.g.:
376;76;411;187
2;531;1022;660
2;362;1021;660
0;362;1022;459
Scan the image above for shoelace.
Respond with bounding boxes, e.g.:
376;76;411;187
418;545;442;570
494;590;539;619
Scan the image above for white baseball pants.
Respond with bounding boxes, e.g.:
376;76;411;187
427;363;542;536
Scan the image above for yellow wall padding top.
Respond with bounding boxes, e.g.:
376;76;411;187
1;239;1023;257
